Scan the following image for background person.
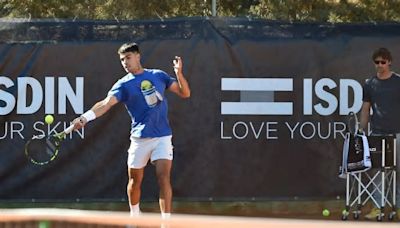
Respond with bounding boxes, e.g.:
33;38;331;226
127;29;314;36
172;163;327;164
360;47;400;219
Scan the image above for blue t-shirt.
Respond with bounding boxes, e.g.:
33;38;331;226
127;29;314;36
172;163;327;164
108;69;176;138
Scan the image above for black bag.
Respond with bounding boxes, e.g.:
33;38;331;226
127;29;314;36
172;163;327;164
339;132;372;178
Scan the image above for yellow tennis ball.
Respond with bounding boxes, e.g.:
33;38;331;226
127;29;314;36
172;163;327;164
44;115;54;124
322;209;330;217
38;220;50;228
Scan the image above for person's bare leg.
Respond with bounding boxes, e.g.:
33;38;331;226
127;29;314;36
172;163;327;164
127;168;144;216
154;159;172;216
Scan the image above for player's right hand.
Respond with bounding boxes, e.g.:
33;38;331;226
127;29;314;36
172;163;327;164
72;116;87;130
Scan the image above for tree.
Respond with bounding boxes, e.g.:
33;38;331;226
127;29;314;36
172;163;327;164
248;0;331;21
1;0;400;22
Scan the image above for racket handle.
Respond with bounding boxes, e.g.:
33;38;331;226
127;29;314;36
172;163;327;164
64;124;75;134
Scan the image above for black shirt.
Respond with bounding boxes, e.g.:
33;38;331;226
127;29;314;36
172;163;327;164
362;73;400;134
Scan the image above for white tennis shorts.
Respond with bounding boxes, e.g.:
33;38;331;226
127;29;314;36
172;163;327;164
127;135;173;168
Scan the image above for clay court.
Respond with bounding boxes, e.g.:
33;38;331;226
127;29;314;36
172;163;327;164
1;207;399;228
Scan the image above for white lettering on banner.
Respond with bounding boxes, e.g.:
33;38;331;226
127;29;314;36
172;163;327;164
221;78;293;115
220;77;363;140
0;76;16;115
32;121;46;137
0;76;84;115
339;79;362;115
303;78;362;115
45;77;55;114
59;77;84;114
34;121;84;139
0;121;84;140
221;121;347;140
17;77;43;114
221;121;278;140
285;121;346;140
222;77;363;116
232;121;248;139
303;79;313;115
0;121;24;139
314;78;338;116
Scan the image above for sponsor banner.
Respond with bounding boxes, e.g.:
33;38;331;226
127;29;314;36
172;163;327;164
1;18;400;201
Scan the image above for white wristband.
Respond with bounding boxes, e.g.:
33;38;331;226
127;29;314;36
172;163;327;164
81;110;96;122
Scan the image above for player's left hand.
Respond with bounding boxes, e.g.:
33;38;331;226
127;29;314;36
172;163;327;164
173;56;183;75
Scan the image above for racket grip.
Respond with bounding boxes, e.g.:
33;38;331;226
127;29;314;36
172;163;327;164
64;124;75;134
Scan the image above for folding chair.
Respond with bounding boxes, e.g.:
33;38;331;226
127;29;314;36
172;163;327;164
340;135;397;221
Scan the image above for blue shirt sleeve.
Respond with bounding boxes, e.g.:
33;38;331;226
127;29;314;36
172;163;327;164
158;70;176;89
108;79;127;102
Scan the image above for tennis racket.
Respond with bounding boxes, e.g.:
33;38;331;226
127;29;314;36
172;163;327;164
346;111;359;135
346;111;364;154
24;125;75;165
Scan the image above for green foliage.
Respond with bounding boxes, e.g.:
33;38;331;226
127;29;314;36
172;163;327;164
1;0;400;22
248;0;331;21
247;0;400;22
0;0;210;20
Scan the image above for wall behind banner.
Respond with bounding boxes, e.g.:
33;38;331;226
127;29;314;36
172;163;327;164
1;18;400;201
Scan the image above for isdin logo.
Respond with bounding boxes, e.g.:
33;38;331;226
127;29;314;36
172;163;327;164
221;78;293;115
221;77;362;116
0;76;84;115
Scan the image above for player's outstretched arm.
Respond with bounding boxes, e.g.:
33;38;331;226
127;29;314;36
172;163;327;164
169;56;191;98
72;95;119;130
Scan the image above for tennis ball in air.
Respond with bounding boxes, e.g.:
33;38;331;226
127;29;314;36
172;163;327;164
322;209;330;217
44;115;54;124
141;80;152;90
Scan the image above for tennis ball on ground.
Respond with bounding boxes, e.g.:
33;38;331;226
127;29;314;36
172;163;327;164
44;114;54;124
38;220;51;228
322;209;330;217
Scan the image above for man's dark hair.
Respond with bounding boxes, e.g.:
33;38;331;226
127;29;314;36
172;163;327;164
118;43;140;54
372;47;392;61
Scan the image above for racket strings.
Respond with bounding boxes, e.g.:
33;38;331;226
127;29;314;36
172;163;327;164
348;117;356;134
24;128;69;165
347;112;359;135
25;136;60;165
46;139;57;156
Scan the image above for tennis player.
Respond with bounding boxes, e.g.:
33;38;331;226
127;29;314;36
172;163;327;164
360;47;400;219
71;42;191;218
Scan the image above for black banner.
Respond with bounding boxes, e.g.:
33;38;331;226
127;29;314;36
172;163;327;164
1;18;400;201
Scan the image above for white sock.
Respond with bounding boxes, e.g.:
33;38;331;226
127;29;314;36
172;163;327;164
130;203;140;216
161;212;171;219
